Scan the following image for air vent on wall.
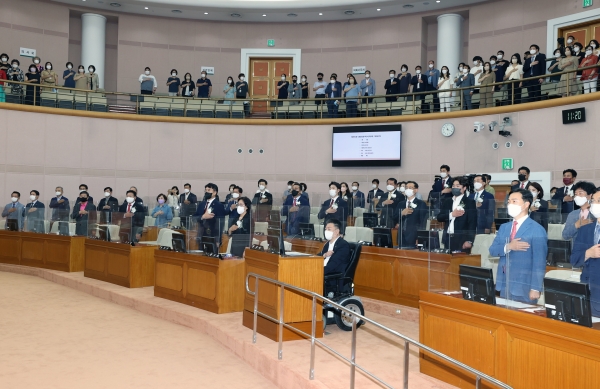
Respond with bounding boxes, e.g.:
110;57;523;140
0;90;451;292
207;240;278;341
171;9;182;14
287;13;298;17
403;4;414;8
230;13;242;18
344;10;355;15
109;2;121;7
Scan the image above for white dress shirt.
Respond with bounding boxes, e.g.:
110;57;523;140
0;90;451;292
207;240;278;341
448;194;464;234
324;236;340;267
504;214;529;254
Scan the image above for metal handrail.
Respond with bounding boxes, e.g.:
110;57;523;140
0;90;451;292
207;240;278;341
245;272;512;389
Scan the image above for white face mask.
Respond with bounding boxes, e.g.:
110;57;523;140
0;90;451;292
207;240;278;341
399;187;406;192
259;185;266;191
301;78;306;82
586;50;593;56
30;195;37;201
240;76;245;81
227;79;233;84
29;68;36;73
390;74;395;78
405;189;414;198
126;197;135;204
287;185;292;190
232;192;240;199
507;203;523;218
490;60;496;65
530;190;538;198
88;68;93;73
237;206;245;215
574;196;589;206
463;69;469;74
458;67;464;72
511;59;518;64
79;69;84;73
440;172;447;178
104;192;111;197
590;203;600;219
55;191;62;196
171;73;176;76
415;70;421;74
442;69;448;74
386;185;395;192
281;76;286;81
145;71;150;75
497;54;503;59
372;184;377;189
46;65;52;70
401;68;407;72
473;61;479;66
12;64;17;69
34;59;40;64
324;230;334;240
201;74;206;78
365;74;370;78
484;66;490;71
67;65;72;69
555;53;561;58
351;186;358;191
11;197;18;203
567;39;573;44
574;47;580;53
329;189;337;197
1;58;6;62
428;64;434;69
330;79;335;84
474;182;483;191
530;49;537;55
184;188;190;193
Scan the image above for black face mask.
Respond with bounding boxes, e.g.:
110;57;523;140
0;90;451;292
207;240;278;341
317;77;323;81
204;192;212;200
518;174;527;182
451;188;462;197
292;79;297;83
80;198;88;203
291;190;299;197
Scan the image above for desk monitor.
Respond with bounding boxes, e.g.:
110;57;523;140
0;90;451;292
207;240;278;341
546;239;572;267
363;212;378;228
267;225;285;256
172;235;187;252
416;230;440;251
299;222;315;238
544;277;592;328
201;236;218;254
373;227;393;248
494;218;510;232
5;219;18;231
230;234;250;257
459;265;496;305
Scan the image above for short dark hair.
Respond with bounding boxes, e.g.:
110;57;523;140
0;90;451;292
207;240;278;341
287;180;294;185
292;182;301;189
489;55;497;61
483;174;492;181
326;218;342;232
11;59;20;66
145;66;151;71
79;184;88;189
518;166;530;174
104;187;112;192
406;180;419;189
1;53;9;60
497;50;505;55
170;69;178;74
258;179;268;185
79;191;89;197
11;191;20;197
88;65;96;72
529;182;544;199
530;44;540;51
30;190;39;196
184;183;191;188
473;56;483;62
205;183;219;193
573;181;597;196
415;65;422;70
317;72;323;77
156;193;167;201
453;177;468;187
66;61;73;68
126;190;136;196
238;73;245;79
440;164;450;172
511;189;533;207
563;169;577;177
233;185;243;193
372;178;380;185
387;178;398;185
474;174;486;183
330;74;337;80
329;181;341;190
292;75;298;79
352;182;359;187
574;42;584;49
237;196;252;211
550;186;558;193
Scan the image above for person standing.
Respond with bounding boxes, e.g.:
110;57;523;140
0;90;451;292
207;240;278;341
50;187;70;235
397;65;412;101
2;192;25;231
396;181;427;248
180;73;195;98
197;71;212;98
456;64;475;110
71;191;96;236
235;73;250;116
87;65;99;91
558;46;579;97
552;168;578;220
287;75;301;105
437;177;477;253
437;66;453;112
24;190;45;233
324;74;342;118
166;69;180;97
376;178;404;228
282;182;310;236
223;76;235;105
384;69;400;102
467;175;495;234
579;45;598;94
343;75;360;117
7;60;24;98
350;182;365;209
276;73;289;106
139;67;157;95
179;183;198;229
318;182;348;234
478;62;495;108
151;194;173;228
0;53;10;75
522;44;547;102
40;62;58;91
74;66;88;90
300;75;309;102
427;60;441;111
24;65;41;105
492;51;509;92
471;56;484;89
0;66;6;103
547;49;563;84
411;66;430;108
503;53;524;104
562;181;596;242
366;179;385;212
63;62;76;89
359;70;376;105
312;72;327;106
193;183;226;248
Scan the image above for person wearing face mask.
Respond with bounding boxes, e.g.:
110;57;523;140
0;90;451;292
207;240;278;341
41;61;58;91
470;56;484;88
493;52;509;91
30;57;42;73
180;73;195;98
339;182;353;210
282;182;310;236
397;65;412;101
235;73;250;115
467;175;495;234
490;189;548;304
573;42;585;92
324;74;342;118
350;182;365;209
193;183;225;246
2;191;24;231
456;64;475;110
318;182;348;234
24;190;45;233
563;181;597;242
342;73;353;98
166;69;180;97
0;64;5;103
384;69;400;102
228;196;252;236
276;73;289;106
287;75;301;105
178;183;198;229
367;179;385;212
0;53;10;74
139;66;157;95
87;65;99;91
437;66;452;112
579;45;598;94
49;186;70;234
522;44;547;102
312;72;327;106
24;64;41;106
118;190;146;242
547;49;563;84
223;76;235;105
63;62;76;89
167;186;180;216
97;187;119;218
252;179;273;221
74;65;88;90
566;36;576;52
71;191;96;236
359;70;376;105
225;184;237;203
430;165;453;209
196;71;212;98
488;55;502;92
552;168;578;220
411;66;430;109
376;178;405;228
151;194;173;228
226;186;244;218
6;60;24;98
437;177;477;253
558;46;579;96
588;39;600;57
300;183;309;200
75;184;94;205
396;181;427;249
343;75;360;117
478;62;495;108
503;53;523;104
426;60;441;112
527;182;549;232
510;166;531;193
319;219;351;290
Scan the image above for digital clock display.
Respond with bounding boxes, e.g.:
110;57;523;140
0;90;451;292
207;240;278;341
562;107;586;124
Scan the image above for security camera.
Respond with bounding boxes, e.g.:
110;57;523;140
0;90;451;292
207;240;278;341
489;121;498;132
499;126;512;137
502;116;512;126
473;122;485;133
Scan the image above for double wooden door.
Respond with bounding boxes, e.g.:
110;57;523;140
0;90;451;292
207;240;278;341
249;58;293;113
560;19;600;48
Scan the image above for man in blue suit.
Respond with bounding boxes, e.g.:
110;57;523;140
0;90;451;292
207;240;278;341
350;181;365;209
366;179;385;212
194;183;226;248
324;74;342;118
467;175;496;234
2;191;25;231
282;182;310;236
24;190;45;233
570;191;600;316
490;189;548;304
455;64;475;110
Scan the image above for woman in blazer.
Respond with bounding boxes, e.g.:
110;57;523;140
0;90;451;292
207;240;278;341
478;62;495;108
529;182;548;232
503;53;524;104
228;197;252;236
437;66;453;112
151;193;173;228
40;62;58;91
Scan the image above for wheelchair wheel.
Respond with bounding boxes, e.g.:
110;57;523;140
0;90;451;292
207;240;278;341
334;299;365;331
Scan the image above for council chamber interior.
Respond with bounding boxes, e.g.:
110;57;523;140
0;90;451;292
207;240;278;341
2;1;600;388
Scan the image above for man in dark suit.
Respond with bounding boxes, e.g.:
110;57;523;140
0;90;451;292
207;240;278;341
512;166;532;191
396;181;428;248
467;175;496;234
384;70;399;102
437;177;477;252
252;178;273;222
571;190;600;316
324;74;342;118
552;168;578;221
431;164;452;197
97;187;119;211
376;178;404;228
49;186;70;235
351;181;365;209
366;179;385;212
225;186;243;216
179;183;198;229
118;190;146;242
194;183;226;248
71;191;96;236
410;66;430;107
318;218;351;292
74;184;94;205
318;182;348;234
522;44;547;102
282;182;310;236
24;190;45;233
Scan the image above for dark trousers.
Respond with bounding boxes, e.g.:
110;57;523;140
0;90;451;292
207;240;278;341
526;80;541;102
327;101;339;118
431;92;440;112
462;92;472;110
315;93;325;105
362;93;373;104
141;90;153;95
346;101;357;117
385;95;398;102
509;86;522;104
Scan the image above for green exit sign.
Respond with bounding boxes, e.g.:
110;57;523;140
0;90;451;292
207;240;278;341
502;158;514;170
584;0;593;7
267;39;275;47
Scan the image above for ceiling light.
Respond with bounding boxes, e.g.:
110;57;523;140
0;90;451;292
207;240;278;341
319;13;323;15
204;12;208;14
377;8;381;11
403;4;414;8
262;14;266;16
144;7;148;10
436;0;441;2
230;13;242;18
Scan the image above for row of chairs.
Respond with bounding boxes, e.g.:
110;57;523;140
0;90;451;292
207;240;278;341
138;100;244;118
269;100;423;119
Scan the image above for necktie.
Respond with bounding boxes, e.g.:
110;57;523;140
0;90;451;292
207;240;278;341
595;224;600;245
330;199;334;208
474;192;479;202
293;198;297;207
205;201;209;212
521;183;524;189
510;220;518;241
127;204;131;213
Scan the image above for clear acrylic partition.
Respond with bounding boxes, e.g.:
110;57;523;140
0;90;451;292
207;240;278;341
23;201;46;233
46;196;73;236
180;200;227;256
178;195;197;230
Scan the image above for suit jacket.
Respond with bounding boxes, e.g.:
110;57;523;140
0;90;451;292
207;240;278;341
384;78;400;95
410;74;430;93
179;192;198;217
489;217;548;303
376;191;405;228
530;198;549;232
351;190;365;208
24;201;45;232
455;73;475;92
97;196;119;211
118;202;146;229
318;197;348;233
562;208;596;241
193;198;226;241
397;198;428;248
431;177;453;195
282;195;310;236
319;237;351;276
511;181;532;192
2;202;25;230
571;222;600;315
366;188;385;212
71;201;96;236
467;190;496;234
552;186;578;214
523;53;547;78
437;196;477;251
324;82;342;99
75;195;94;205
252;191;273;206
49;196;70;221
229;212;252;236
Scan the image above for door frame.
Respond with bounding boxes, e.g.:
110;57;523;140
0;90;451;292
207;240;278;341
547;8;600;55
240;48;301;81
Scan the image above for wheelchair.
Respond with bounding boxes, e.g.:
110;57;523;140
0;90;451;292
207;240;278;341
323;242;365;331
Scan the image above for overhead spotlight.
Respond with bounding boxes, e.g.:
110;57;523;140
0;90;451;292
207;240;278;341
319;12;323;15
204;12;209;15
403;4;414;8
344;10;355;15
262;14;266;16
436;0;441;2
109;2;121;7
171;9;182;13
377;8;381;11
231;13;242;18
144;7;148;10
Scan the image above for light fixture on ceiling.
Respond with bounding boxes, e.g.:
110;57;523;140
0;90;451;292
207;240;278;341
204;12;208;15
344;10;355;15
403;4;414;8
436;0;441;2
171;9;182;14
287;13;297;17
230;13;242;18
262;14;266;17
109;2;121;7
377;8;381;11
144;7;149;10
319;13;323;16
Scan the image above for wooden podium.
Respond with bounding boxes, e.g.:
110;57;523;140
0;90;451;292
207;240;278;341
154;250;245;314
84;239;156;288
243;249;324;342
0;231;85;272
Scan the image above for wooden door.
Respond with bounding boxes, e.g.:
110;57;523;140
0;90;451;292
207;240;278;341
558;18;600;48
250;58;293;113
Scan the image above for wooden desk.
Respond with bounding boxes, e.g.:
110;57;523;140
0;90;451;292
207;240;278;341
419;291;600;389
0;231;85;272
243;249;324;342
84;239;156;288
140;226;159;242
289;238;323;255
154;250;245;314
353;247;480;308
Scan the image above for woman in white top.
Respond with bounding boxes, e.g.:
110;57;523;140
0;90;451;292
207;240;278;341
167;186;180;217
437;66;453;112
503;53;524;105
